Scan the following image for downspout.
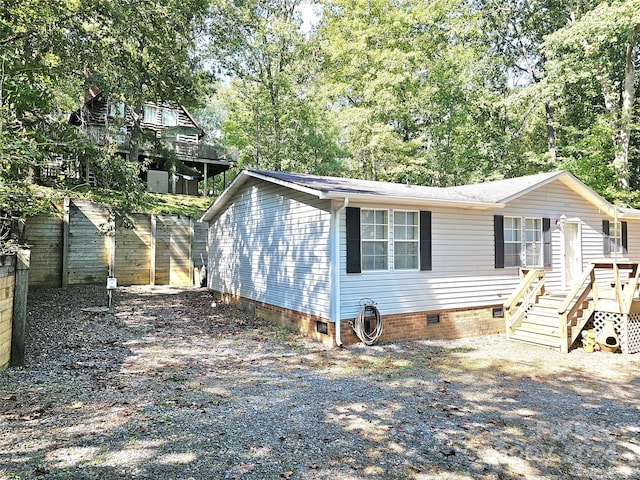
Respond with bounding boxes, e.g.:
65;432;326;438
331;197;349;346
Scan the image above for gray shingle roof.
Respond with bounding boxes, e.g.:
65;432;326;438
202;168;640;222
444;171;563;203
251;169;563;204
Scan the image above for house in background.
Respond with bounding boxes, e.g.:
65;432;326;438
200;169;640;352
68;87;233;196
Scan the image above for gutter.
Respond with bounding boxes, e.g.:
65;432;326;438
331;197;349;347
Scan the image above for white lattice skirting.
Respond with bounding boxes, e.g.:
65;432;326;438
593;312;640;354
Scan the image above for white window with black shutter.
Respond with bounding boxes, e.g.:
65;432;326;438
602;219;628;255
394;210;419;270
346;207;432;273
495;215;551;268
361;209;389;271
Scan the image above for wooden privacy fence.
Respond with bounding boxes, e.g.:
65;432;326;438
26;199;208;287
0;251;29;370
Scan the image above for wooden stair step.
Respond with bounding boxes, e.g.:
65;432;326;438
527;304;560;317
509;330;561;349
517;322;559;336
524;311;560;327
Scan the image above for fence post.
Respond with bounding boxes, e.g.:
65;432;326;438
189;218;195;286
150;214;156;285
11;248;30;367
61;197;70;287
108;211;116;278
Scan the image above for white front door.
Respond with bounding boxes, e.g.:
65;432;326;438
563;221;582;289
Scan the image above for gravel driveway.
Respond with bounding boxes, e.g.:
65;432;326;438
1;285;639;480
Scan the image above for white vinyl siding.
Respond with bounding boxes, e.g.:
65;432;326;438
208;180;332;319
206;174;640;325
339;180;640;320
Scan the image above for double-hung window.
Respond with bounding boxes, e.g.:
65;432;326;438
161;108;178;126
603;220;628;255
143;105;158;123
524;218;543;266
347;207;431;273
504;217;521;267
359;209;421;271
109;101;125;119
394;211;419;270
504;216;542;267
361;209;389;271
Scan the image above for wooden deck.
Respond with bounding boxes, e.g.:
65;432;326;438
504;262;640;353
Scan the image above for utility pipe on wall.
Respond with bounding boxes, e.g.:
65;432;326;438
331;197;349;347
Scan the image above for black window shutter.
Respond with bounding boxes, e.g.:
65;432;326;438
603;220;611;254
622;221;628;254
543;217;552;267
420;210;432;271
494;215;504;269
346;207;361;273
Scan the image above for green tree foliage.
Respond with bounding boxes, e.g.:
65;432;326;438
316;0;510;185
206;0;344;173
543;0;640;193
82;0;211;164
0;0;210;250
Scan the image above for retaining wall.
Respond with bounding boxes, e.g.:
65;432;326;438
0;255;16;370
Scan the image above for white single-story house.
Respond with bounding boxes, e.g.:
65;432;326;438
200;169;640;349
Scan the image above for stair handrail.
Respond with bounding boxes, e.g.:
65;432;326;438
557;264;597;353
504;268;546;339
622;264;640;314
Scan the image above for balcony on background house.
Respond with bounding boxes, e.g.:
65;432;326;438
81;127;222;163
164;135;222;162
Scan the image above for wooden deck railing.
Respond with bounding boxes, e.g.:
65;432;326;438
503;268;546;339
558;264;597;353
592;262;640;314
506;261;640;352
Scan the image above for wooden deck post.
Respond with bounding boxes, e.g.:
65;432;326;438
203;163;208;197
559;312;569;354
11;249;30;367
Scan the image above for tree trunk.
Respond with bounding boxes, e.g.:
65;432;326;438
613;24;638;189
269;86;282;171
545;103;556;161
129;105;142;165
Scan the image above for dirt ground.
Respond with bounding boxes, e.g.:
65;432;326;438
1;285;639;480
